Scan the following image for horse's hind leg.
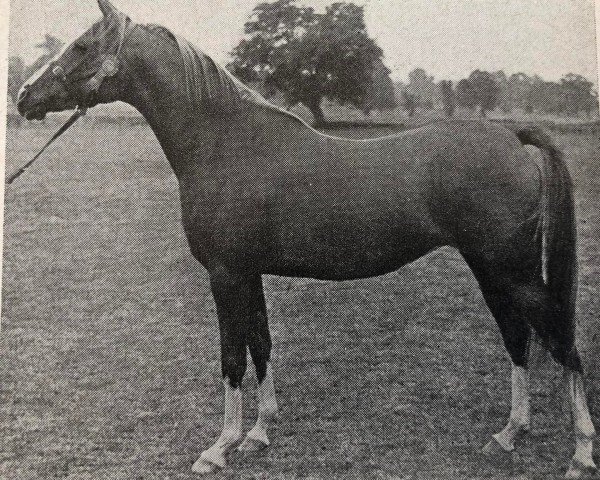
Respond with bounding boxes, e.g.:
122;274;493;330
464;259;532;453
466;256;596;475
564;369;596;478
483;363;531;453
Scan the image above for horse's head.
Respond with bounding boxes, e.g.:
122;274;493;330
17;0;133;120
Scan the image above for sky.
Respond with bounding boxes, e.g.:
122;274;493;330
7;0;599;84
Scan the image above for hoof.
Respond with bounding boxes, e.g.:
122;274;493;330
482;435;513;454
191;458;221;475
238;435;269;452
565;459;598;479
192;447;228;475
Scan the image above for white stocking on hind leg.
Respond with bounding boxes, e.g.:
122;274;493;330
239;277;279;452
565;369;597;479
482;363;597;478
484;363;531;453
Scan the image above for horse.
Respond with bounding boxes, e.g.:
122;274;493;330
16;1;596;477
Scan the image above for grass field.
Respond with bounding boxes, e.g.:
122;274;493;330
1;121;599;479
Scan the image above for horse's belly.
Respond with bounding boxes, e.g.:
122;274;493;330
180;158;449;278
266;216;445;280
267;243;441;280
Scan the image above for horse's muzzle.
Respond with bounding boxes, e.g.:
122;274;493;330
17;88;49;120
18;100;48;121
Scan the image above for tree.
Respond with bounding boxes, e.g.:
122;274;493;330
586;91;599;118
229;0;386;124
439;80;455;117
402;91;417;117
455;71;500;116
468;70;500;116
505;73;535;113
456;78;477;110
406;68;435;109
492;70;510;113
560;73;596;116
361;59;396;115
530;79;565;114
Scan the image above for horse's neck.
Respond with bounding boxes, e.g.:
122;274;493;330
117;31;310;177
123;83;304;177
118;36;221;175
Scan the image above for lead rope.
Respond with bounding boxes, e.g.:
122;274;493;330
6;106;87;185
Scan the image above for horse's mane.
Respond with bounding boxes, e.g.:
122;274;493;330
143;24;289;115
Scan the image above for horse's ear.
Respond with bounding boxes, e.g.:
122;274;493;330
98;0;118;17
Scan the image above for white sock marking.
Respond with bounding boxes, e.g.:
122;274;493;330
492;364;530;451
245;362;278;445
565;369;596;469
193;379;243;471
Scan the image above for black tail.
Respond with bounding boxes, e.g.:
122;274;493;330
516;127;579;369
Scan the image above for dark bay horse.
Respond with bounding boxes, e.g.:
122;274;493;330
16;1;596;477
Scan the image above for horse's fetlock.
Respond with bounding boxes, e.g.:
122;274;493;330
219;428;243;446
509;417;530;432
222;358;246;387
262;407;279;423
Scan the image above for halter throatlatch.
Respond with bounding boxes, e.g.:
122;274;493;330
7;14;133;185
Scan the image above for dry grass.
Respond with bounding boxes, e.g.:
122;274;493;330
1;121;599;479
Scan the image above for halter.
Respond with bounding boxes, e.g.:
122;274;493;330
51;13;133;108
7;14;134;185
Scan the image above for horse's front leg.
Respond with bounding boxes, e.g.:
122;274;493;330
192;270;255;474
238;276;279;452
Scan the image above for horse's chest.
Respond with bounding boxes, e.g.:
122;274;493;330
178;176;270;261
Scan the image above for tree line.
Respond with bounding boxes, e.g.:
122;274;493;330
227;0;598;122
397;68;598;119
8;0;599;124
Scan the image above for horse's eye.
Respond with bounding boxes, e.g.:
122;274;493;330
74;43;89;52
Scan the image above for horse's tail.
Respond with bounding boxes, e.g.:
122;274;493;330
516;127;580;369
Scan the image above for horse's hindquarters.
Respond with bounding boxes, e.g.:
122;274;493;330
427;123;542;264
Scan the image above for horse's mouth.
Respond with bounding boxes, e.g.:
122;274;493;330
23;105;48;121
